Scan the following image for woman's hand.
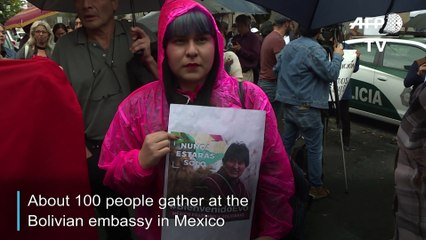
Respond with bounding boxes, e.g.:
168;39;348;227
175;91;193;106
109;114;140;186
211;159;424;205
138;131;178;169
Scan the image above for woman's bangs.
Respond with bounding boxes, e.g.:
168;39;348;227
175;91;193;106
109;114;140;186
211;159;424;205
166;9;215;40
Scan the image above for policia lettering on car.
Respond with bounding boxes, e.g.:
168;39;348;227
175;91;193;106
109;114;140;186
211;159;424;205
350;80;401;121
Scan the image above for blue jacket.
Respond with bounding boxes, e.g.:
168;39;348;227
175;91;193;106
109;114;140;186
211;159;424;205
274;37;343;109
1;46;16;59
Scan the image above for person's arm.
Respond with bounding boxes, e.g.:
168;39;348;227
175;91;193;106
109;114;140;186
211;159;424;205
99;106;159;196
232;35;261;62
404;61;422;88
353;49;360;73
273;39;285;61
15;47;25;59
225;51;243;80
309;43;343;82
130;27;159;79
242;82;295;239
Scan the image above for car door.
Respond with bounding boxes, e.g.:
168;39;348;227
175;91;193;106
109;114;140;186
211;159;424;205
347;42;382;119
374;42;426;120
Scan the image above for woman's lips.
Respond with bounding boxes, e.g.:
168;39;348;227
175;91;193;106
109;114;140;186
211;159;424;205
185;63;199;67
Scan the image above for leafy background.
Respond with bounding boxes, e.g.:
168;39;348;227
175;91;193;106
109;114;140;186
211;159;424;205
0;0;25;24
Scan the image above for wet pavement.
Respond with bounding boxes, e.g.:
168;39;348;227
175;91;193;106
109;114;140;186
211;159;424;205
304;114;399;240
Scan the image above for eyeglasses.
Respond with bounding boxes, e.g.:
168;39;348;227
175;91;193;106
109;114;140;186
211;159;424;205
35;30;48;35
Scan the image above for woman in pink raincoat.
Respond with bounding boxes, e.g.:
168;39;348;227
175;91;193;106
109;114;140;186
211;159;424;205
99;0;294;239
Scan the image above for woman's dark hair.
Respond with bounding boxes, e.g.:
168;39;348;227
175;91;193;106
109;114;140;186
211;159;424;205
222;143;250;167
52;23;67;42
162;8;220;106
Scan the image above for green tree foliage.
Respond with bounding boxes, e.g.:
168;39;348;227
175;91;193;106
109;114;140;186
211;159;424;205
0;0;25;24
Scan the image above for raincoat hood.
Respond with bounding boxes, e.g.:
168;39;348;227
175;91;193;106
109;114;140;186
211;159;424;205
100;2;295;239
157;0;226;92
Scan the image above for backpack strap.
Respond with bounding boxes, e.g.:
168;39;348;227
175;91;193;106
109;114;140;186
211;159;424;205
238;81;245;109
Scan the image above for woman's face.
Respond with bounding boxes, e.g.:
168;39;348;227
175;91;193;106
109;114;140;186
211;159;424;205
223;159;247;179
74;18;82;29
166;33;215;89
33;25;49;47
0;26;5;45
54;27;67;40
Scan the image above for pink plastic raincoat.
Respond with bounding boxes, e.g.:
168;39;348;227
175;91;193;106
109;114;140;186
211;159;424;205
99;0;294;239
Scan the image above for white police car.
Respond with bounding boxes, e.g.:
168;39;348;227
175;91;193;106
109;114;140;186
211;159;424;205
345;37;426;125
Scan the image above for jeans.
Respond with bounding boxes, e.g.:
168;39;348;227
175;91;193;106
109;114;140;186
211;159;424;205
258;79;282;121
282;105;324;187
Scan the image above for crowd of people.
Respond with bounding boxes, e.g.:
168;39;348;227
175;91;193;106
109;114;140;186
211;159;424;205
1;0;425;239
1;16;82;60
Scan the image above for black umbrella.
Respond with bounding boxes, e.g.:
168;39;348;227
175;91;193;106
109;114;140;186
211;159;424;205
245;0;426;29
28;0;163;15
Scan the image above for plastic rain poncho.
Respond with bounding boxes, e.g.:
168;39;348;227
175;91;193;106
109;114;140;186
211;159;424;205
99;0;294;239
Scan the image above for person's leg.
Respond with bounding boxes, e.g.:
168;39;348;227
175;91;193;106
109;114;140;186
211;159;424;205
87;143;132;240
258;79;281;121
298;108;324;188
257;79;275;102
281;105;299;156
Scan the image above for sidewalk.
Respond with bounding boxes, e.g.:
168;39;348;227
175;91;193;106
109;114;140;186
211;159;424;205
304;116;398;240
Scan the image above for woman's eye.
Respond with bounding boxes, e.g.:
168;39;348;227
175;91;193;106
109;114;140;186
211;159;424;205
196;35;211;44
172;38;186;44
196;37;206;43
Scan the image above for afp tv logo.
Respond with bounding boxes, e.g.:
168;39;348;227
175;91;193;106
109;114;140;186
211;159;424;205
349;14;403;52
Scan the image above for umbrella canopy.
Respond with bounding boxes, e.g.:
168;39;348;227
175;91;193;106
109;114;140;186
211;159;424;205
28;0;266;15
246;0;426;29
4;6;58;29
195;0;234;14
137;11;160;33
197;0;267;14
137;0;267;33
406;13;426;30
27;0;163;14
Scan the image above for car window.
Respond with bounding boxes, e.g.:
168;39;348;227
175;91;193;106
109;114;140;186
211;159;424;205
351;43;377;64
4;35;15;51
383;43;426;70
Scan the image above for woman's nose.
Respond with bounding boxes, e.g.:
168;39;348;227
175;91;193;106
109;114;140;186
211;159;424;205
185;41;198;58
